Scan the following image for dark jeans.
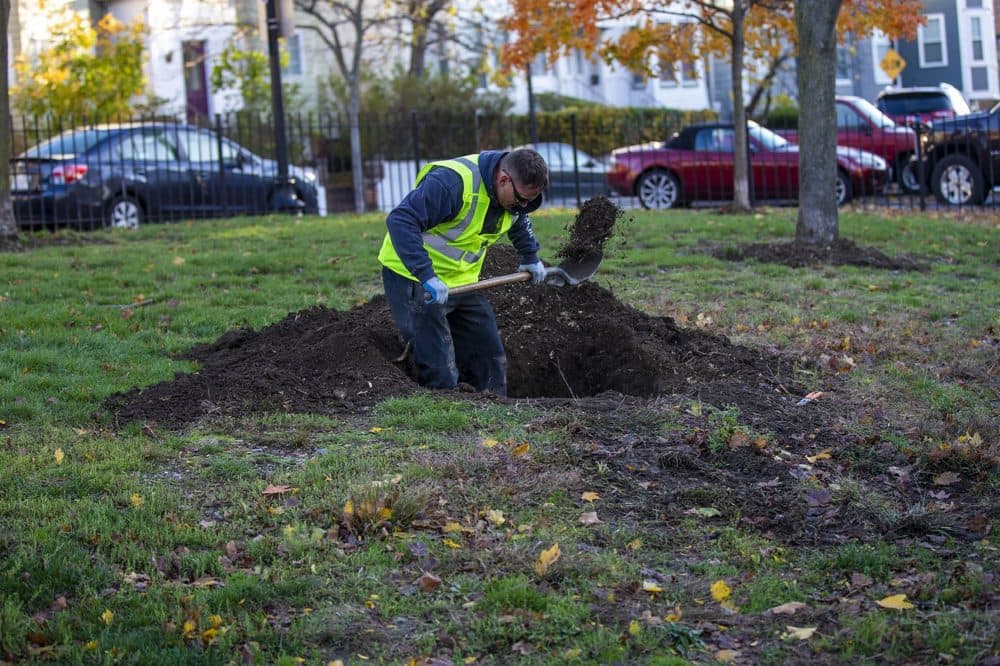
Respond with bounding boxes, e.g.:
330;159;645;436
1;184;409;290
382;267;507;396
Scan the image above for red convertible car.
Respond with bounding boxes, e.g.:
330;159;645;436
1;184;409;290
606;121;889;209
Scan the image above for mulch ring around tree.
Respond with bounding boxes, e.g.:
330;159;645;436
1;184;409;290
707;237;929;271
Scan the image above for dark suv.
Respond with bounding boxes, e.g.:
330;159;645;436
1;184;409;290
9;123;320;230
875;84;972;126
919;101;1000;205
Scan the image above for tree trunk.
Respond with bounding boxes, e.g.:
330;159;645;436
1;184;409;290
1;0;20;241
795;0;843;244
349;78;365;213
730;0;751;212
409;23;428;77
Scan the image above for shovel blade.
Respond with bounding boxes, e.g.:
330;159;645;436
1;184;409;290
546;251;603;286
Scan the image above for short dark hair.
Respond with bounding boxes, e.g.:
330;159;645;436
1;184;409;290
502;149;548;189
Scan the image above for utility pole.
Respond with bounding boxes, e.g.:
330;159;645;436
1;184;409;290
526;63;538;145
264;0;300;210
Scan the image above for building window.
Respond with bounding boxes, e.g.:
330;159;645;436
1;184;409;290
970;66;988;90
283;33;302;75
970;17;984;61
632;72;646;90
835;43;853;84
658;59;678;87
918;14;947;67
680;60;698;87
965;0;982;7
872;31;892;84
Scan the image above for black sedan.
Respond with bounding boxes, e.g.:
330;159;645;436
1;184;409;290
10;123;319;230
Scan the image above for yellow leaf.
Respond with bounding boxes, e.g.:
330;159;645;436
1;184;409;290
343;499;354;515
54;448;65;465
378;507;393;521
267;506;283;515
130;493;144;508
781;625;817;640
209;614;223;628
101;609;114;625
641;580;663;594
511;443;530;457
627;539;643;551
628;619;640;635
563;648;582;659
805;450;832;463
84;640;98;651
580;491;601;502
481;437;498;448
182;620;197;638
876;594;914;610
768;601;806;615
369;427;383;433
534;543;561;576
442;521;465;533
201;627;220;644
715;649;741;663
578;511;602;525
664;605;682;622
443;538;463;549
710;580;731;602
485;509;505;526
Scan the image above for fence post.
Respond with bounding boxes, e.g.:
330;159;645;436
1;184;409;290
410;110;420;180
215;114;226;216
570;113;581;209
915;123;926;211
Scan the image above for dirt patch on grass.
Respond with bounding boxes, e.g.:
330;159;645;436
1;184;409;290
711;238;928;271
0;230;115;252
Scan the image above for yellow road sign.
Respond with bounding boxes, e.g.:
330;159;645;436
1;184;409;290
880;49;906;80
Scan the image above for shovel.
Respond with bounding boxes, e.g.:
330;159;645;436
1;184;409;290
447;251;603;296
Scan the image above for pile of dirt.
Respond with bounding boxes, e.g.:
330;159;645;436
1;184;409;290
107;197;829;436
712;238;928;271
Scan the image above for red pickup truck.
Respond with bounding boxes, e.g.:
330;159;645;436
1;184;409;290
775;95;920;192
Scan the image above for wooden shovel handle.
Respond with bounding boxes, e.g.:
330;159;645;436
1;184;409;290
449;272;531;295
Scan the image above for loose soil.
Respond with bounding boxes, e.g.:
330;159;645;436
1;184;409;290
710;238;928;271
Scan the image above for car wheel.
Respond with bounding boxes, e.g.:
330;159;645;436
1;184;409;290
107;195;142;230
636;169;681;209
896;155;920;193
836;170;853;206
931;154;986;206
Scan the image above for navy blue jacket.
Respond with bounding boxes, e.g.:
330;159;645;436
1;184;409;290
384;150;541;284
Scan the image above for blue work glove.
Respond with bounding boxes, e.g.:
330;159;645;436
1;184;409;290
518;260;547;285
422;276;449;305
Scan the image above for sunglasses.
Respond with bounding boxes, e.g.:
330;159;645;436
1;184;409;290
502;169;532;206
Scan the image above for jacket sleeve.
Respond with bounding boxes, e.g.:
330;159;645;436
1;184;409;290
508;213;541;265
384;168;464;283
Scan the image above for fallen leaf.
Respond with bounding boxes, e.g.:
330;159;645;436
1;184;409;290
805;488;832;507
768;601;806;615
418;572;442;593
641;580;663;594
262;484;291;496
715;649;741;663
628;619;641;635
805;449;832;463
101;609;113;625
485;509;505;526
850;572;873;588
442;539;462;549
534;543;561;576
54;448;64;465
876;594;914;610
664;605;682;622
578;511;602;525
130;494;144;508
710;580;731;602
481;437;498;448
172;256;185;265
580;491;601;502
933;471;960;486
781;626;816;640
507;442;531;458
685;507;721;518
627;539;642;551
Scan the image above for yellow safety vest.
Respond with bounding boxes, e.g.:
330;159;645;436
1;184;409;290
378;155;514;287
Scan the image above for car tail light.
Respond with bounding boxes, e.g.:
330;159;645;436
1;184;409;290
50;164;89;184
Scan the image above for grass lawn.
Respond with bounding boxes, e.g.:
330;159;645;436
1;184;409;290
1;206;997;664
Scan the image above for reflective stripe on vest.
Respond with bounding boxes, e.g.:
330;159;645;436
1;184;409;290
419;156;484;263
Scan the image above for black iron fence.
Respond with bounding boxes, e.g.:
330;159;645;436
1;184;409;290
8;108;998;229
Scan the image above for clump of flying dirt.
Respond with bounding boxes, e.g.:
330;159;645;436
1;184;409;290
556;195;624;263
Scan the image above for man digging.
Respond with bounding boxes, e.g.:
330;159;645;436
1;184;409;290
378;148;549;397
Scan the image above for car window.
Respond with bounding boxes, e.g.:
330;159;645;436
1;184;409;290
879;93;950;115
177;129;237;163
22;129;115;159
115;131;179;161
694;128;734;152
836;104;865;130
